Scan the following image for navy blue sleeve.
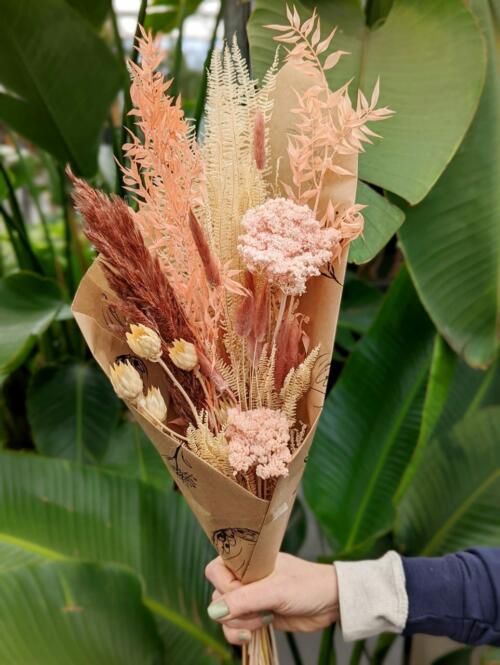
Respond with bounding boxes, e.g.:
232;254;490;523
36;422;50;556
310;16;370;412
402;548;500;646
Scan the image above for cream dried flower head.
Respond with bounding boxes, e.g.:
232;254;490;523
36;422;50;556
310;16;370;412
226;407;292;480
109;361;143;401
126;324;162;362
168;338;198;371
238;198;339;295
138;386;167;422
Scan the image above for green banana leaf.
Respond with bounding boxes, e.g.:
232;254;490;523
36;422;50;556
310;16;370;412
338;273;384;335
396;343;499;502
0;561;165;665
394;335;458;502
395;406;500;556
430;356;500;441
145;0;204;34
0;451;233;664
432;649;473;665
27;362;121;463
0;0;122;175
348;182;404;265
100;419;172;490
248;0;486;205
0;272;64;377
66;0;111;27
304;267;435;555
399;0;500;369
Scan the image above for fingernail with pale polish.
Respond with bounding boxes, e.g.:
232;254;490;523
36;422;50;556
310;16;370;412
261;611;273;625
238;630;251;643
207;599;230;620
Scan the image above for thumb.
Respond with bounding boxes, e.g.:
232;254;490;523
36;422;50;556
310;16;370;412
207;577;279;622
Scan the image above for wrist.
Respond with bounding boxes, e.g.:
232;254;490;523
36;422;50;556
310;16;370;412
316;562;340;621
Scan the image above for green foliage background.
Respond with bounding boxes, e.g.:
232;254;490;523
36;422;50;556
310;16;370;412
0;0;498;663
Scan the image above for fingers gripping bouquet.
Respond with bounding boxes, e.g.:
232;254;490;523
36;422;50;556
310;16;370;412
71;7;392;663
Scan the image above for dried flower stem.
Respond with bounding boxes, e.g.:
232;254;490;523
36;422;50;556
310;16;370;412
158;358;201;425
272;293;287;346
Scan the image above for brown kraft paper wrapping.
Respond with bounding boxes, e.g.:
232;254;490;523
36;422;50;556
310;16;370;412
71;61;358;584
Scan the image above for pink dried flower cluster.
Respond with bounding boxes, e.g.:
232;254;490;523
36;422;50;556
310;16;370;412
227;407;292;480
238;198;339;295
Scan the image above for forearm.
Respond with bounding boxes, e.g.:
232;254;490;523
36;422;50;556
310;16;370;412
402;549;500;645
335;548;500;646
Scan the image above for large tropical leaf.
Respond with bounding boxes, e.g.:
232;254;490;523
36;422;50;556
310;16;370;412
248;0;486;204
395;345;499;502
145;0;204;34
27;362;121;463
0;272;63;376
432;356;500;438
0;562;165;665
348;183;405;265
394;336;458;502
338;273;383;335
395;407;500;556
100;419;171;490
399;0;499;369
304;267;435;555
0;452;232;664
432;649;473;665
65;0;111;27
0;0;122;175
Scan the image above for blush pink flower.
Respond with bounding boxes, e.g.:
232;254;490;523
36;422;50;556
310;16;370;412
226;407;292;479
238;198;339;295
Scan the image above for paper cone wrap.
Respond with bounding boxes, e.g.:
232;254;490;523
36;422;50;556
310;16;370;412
72;62;358;583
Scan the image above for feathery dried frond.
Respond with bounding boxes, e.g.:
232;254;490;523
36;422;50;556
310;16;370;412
121;30;227;367
201;39;270;268
68;169;205;420
186;415;232;477
280;345;321;422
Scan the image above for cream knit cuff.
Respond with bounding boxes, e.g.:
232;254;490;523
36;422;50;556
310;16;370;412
334;551;408;642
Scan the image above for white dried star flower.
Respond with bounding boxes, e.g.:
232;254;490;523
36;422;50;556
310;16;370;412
126;324;162;362
138;386;167;422
168;339;198;371
109;361;143;401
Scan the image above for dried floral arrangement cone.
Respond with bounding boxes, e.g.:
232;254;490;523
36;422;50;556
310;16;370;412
71;8;392;664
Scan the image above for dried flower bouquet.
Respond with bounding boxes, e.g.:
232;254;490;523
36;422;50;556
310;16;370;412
71;7;392;664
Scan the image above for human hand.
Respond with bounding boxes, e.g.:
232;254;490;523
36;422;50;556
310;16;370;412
205;552;339;645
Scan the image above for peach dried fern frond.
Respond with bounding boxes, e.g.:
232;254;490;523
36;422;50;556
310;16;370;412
122;29;228;367
267;6;394;233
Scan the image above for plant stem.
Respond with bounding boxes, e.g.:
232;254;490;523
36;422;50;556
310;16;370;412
223;0;251;67
120;0;148;153
109;1;130;177
349;640;366;665
318;624;336;665
272;293;287;346
108;113;125;196
12;136;58;273
170;0;187;99
158;358;201;425
0;203;24;268
285;632;303;665
58;166;74;293
369;633;397;665
0;160;43;273
194;0;224;135
402;635;412;665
